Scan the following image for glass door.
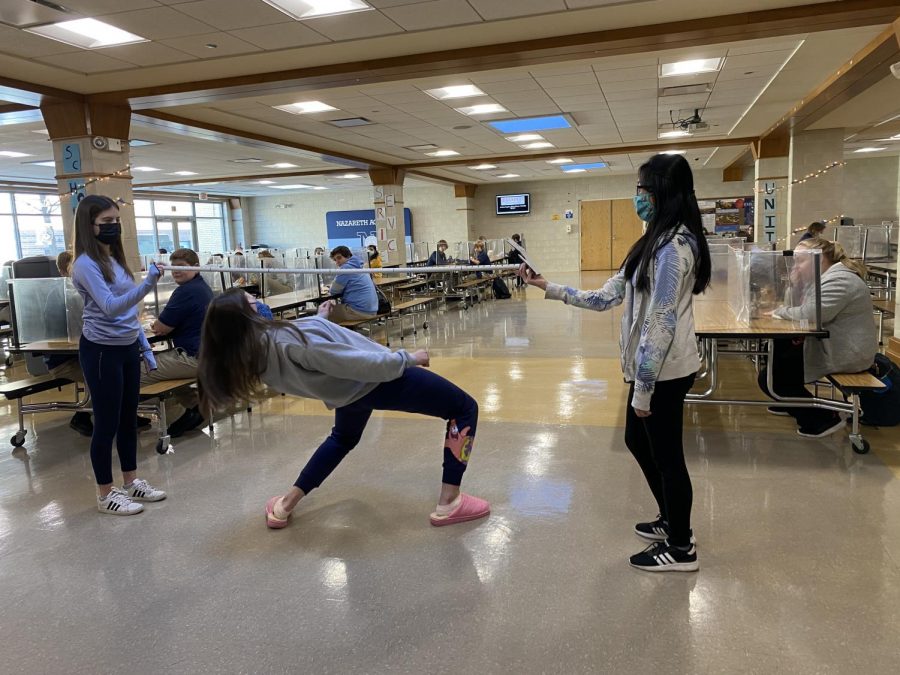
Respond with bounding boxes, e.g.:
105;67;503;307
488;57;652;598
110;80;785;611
176;220;195;250
155;218;196;251
155;219;176;253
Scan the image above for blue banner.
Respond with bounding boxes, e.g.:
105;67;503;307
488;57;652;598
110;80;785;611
325;208;412;250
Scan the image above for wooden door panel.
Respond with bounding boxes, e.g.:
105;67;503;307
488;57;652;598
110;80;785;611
611;198;644;268
580;200;611;270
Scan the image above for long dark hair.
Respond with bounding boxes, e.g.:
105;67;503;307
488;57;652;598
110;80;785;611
198;288;304;411
622;154;710;294
73;195;134;283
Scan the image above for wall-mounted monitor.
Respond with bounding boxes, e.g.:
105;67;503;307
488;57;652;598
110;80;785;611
496;193;530;215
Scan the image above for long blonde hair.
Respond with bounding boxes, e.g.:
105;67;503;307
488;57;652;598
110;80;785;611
796;237;867;278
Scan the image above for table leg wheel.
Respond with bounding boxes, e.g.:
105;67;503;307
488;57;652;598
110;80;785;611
10;431;26;447
850;436;870;455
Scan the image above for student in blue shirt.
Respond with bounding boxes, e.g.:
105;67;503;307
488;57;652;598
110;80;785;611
327;245;378;323
71;195;167;516
142;248;213;438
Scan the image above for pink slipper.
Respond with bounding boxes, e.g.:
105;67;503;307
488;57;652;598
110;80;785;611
429;493;490;527
265;496;290;529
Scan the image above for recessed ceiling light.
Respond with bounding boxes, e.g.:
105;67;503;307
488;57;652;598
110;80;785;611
890;134;900;140
488;115;573;134
497;173;520;178
662;150;686;155
132;166;160;172
521;141;554;149
0;151;31;158
271;184;314;189
168;171;198;176
129;139;156;147
312;186;328;190
853;147;885;153
329;117;372;127
469;164;497;170
22;159;56;167
456;103;507;116
425;85;485;100
342;173;362;178
505;134;543;142
425;149;460;157
274;101;338;114
26;18;147;49
660;58;723;77
230;158;264;164
264;163;299;169
30;129;48;135
199;182;221;186
262;0;373;19
563;162;607;172
258;180;276;185
546;158;573;164
658;130;692;139
406;144;439;151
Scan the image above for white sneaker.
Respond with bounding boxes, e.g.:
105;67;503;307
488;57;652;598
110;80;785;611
126;478;167;502
98;487;143;516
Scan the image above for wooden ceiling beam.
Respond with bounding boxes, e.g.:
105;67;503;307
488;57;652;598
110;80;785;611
760;18;900;141
85;1;900;109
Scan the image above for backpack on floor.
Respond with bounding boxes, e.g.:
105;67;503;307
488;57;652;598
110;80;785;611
492;276;512;299
375;286;391;315
860;354;900;427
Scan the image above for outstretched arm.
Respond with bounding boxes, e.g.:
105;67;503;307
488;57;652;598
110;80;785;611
522;265;627;312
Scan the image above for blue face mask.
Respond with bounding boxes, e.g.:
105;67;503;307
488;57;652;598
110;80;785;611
633;193;655;222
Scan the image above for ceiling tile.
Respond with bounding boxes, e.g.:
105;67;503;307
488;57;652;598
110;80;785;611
534;73;598;88
0;24;80;58
469;70;533;84
229;22;331;50
303;11;403;41
467;0;567;19
727;39;805;56
59;0;159;12
160;31;262;58
175;0;295;30
94;6;219;40
37;51;135;74
380;0;482;31
367;0;434;7
594;65;659;83
723;50;795;69
102;41;196;67
601;78;659;93
480;79;543;94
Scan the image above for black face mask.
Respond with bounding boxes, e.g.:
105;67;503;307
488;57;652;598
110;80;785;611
95;222;121;245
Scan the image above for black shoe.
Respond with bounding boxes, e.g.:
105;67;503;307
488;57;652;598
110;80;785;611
69;412;93;437
137;415;152;430
767;406;792;416
634;515;669;542
798;416;845;438
167;407;205;439
630;540;699;573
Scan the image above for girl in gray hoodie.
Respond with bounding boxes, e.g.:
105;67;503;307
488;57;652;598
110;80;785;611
197;289;490;530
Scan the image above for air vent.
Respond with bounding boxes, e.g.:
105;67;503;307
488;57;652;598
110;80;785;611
659;84;711;97
330;117;372;127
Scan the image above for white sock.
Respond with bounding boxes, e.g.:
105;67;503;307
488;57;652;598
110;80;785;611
273;498;291;520
435;494;461;516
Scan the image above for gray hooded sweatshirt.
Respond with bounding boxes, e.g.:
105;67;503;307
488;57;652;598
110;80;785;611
259;316;415;409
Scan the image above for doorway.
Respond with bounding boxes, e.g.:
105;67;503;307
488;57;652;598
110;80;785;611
155;218;195;252
580;199;644;271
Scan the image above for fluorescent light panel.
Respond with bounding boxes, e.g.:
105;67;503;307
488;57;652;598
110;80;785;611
497;173;519;178
546;158;573;164
488;115;572;134
132;166;160;172
168;171;197;176
0;151;31;158
128;139;156;147
505;134;543;143
562;162;607;172
271;184;314;189
26;18;146;48
342;173;362;178
425;149;460;157
469;164;497;170
274;101;338;114
23;160;56;167
456;103;506;116
265;163;299;168
854;147;885;153
660;58;723;77
262;0;373;19
521;141;554;149
425;85;485;100
258;180;276;185
659;130;692;139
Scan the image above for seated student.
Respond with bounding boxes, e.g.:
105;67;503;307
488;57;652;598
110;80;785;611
257;249;292;296
366;245;383;281
799;221;826;242
327;246;378;324
469;241;491;279
46;250;94;436
760;237;877;438
427;240;450;266
141;248;214;438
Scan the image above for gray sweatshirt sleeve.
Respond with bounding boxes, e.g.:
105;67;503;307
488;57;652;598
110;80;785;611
286;340;414;383
773;276;845;324
543;269;626;312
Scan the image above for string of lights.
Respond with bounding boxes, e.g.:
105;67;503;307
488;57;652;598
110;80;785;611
57;165;132;199
755;160;846;194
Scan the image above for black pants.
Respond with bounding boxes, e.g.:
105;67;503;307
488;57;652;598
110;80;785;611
757;338;838;430
295;367;478;494
79;336;141;486
624;374;696;546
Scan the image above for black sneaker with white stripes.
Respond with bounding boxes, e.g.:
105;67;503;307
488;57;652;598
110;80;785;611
630;541;699;573
634;515;669;542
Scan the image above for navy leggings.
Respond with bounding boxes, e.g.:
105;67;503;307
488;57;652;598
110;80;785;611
79;336;141;486
624;374;696;547
295;367;478;494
